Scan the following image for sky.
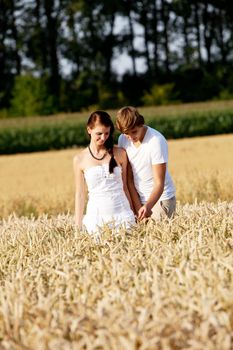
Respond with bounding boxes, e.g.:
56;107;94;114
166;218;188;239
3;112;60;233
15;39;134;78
60;15;147;77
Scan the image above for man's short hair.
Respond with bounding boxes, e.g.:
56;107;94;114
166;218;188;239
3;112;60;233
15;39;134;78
116;106;144;133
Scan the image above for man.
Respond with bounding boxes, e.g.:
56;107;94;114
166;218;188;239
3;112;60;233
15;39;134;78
116;106;176;221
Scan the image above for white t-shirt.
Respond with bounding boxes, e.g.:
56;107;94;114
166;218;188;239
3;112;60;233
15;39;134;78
118;126;175;203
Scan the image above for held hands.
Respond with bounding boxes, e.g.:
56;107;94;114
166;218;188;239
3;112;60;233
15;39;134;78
137;204;152;221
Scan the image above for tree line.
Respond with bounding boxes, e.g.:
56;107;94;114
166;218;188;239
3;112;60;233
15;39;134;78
1;0;233;117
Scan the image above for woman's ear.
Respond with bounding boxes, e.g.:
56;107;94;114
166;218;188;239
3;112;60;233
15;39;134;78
87;126;91;135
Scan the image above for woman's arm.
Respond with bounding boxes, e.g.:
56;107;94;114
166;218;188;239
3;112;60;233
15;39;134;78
127;161;142;215
116;148;135;213
73;155;86;230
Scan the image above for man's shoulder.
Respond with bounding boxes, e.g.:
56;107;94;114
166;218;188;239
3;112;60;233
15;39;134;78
118;133;128;146
147;126;166;143
118;133;127;140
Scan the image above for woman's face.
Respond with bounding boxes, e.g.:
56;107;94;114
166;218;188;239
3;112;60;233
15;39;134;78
87;123;111;146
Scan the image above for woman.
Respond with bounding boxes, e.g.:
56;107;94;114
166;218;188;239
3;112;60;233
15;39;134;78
73;110;135;234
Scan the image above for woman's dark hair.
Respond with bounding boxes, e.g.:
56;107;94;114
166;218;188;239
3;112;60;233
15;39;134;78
87;111;117;173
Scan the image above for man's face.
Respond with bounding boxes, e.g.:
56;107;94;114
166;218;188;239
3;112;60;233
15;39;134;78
124;125;145;143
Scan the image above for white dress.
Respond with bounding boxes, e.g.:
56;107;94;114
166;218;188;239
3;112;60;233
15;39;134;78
82;163;135;234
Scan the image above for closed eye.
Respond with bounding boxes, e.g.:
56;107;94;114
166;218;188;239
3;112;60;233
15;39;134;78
96;132;109;136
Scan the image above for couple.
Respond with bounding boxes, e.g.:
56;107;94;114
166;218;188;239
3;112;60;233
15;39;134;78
73;106;176;234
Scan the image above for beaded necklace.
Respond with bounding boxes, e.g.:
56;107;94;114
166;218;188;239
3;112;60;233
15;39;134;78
88;145;108;160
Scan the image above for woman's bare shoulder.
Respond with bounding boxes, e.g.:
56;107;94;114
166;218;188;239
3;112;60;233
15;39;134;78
73;148;88;169
113;145;126;156
113;146;127;164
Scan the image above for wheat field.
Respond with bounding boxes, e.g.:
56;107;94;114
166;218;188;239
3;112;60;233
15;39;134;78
0;134;233;217
0;203;232;349
0;134;233;349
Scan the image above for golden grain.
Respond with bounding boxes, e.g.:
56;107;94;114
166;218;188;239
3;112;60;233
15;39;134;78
0;202;232;349
0;134;232;348
0;134;232;217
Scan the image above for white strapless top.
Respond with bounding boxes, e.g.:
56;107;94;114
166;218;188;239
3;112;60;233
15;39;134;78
82;164;135;234
84;163;123;195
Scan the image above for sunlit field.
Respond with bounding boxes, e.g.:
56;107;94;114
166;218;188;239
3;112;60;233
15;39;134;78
0;134;233;349
0;134;232;217
2;99;233;127
0;202;232;349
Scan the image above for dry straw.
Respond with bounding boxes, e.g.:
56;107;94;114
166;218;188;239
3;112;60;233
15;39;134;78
0;201;232;349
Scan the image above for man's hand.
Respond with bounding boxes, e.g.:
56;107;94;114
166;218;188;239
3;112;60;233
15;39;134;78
137;163;166;221
137;204;152;221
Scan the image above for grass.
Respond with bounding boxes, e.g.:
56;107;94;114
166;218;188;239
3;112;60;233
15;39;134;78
1;99;233;128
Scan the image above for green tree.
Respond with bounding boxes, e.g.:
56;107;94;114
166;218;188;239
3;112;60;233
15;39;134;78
10;75;56;116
